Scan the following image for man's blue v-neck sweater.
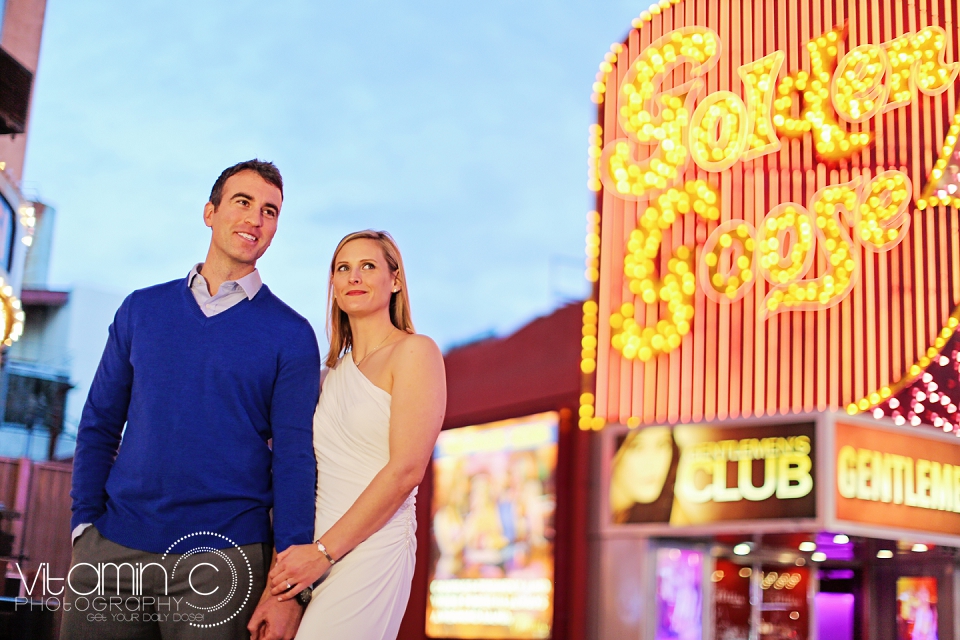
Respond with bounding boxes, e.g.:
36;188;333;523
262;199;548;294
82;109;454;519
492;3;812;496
70;278;321;553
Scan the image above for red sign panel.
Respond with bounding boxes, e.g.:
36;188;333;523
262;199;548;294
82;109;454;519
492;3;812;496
834;420;960;537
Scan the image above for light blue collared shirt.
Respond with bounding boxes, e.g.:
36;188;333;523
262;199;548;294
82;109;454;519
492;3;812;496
187;263;262;316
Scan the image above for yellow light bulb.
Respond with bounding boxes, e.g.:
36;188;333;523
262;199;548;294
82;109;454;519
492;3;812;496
600;27;720;201
611;180;719;361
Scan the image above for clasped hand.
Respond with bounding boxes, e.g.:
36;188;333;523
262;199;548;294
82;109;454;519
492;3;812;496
269;544;329;601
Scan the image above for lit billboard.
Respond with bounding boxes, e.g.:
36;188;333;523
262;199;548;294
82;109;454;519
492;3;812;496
834;420;960;538
426;412;558;639
610;422;816;526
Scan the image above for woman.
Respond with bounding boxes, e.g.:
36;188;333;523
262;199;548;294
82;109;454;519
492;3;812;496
268;230;446;639
609;426;680;524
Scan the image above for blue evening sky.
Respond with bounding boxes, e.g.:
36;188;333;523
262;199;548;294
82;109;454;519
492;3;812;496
23;0;642;350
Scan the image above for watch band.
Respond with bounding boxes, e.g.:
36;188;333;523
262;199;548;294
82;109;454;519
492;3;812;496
294;586;313;606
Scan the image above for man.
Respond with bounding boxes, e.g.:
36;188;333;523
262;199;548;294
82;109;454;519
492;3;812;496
62;160;319;640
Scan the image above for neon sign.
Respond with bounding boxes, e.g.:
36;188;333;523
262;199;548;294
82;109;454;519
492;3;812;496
581;0;960;430
837;444;959;511
677;434;813;504
601;24;957;191
835;420;960;537
609;422;816;526
602;24;951;363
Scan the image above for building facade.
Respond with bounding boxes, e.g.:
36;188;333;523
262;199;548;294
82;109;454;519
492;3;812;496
0;0;47;182
0;3;78;638
581;1;960;639
1;200;124;461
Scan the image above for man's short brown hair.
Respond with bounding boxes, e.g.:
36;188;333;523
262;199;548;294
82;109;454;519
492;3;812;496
209;159;283;208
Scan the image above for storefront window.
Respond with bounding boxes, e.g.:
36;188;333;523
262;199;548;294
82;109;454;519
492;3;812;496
655;548;702;640
759;565;809;639
712;559;751;640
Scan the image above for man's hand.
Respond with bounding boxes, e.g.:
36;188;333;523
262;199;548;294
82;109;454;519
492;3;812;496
247;589;303;640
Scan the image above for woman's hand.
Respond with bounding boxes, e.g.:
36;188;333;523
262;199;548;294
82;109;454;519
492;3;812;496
268;544;329;601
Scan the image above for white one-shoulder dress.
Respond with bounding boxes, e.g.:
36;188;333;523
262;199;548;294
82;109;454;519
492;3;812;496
296;356;417;640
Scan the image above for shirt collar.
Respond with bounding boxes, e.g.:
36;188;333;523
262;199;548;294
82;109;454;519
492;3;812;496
187;263;263;300
187;263;204;288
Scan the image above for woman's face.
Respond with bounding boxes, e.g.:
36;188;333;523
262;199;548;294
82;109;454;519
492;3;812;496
614;426;674;504
332;238;397;318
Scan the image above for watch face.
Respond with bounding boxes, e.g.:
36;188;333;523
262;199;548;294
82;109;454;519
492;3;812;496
295;587;312;606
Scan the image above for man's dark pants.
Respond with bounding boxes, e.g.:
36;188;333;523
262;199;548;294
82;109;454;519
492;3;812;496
59;527;268;640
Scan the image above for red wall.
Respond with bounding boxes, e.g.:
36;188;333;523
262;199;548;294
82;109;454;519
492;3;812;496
398;302;591;640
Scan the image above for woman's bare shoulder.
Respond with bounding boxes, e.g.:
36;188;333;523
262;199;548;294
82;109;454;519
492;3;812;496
397;332;439;350
391;333;443;368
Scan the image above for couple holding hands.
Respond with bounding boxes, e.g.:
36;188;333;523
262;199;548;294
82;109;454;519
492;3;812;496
60;160;446;640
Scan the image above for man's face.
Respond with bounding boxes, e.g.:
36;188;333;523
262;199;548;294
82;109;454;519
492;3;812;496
203;170;282;269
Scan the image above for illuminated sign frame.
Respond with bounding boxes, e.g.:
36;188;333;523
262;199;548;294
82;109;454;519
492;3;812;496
599;412;960;546
600;415;822;537
832;414;960;544
580;0;960;431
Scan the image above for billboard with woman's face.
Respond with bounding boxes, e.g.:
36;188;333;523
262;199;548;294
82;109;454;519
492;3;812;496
426;412;558;639
610;422;816;526
611;426;679;524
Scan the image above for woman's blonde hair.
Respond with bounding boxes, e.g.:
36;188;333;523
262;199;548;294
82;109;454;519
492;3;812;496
325;230;414;368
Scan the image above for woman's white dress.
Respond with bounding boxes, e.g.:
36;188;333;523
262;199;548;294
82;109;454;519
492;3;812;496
296;356;417;639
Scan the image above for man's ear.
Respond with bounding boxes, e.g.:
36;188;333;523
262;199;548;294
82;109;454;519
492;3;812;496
203;202;216;228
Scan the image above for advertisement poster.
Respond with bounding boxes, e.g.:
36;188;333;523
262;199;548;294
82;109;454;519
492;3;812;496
712;559;752;640
655;548;702;640
610;422;816;526
897;577;938;640
426;412;558;639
